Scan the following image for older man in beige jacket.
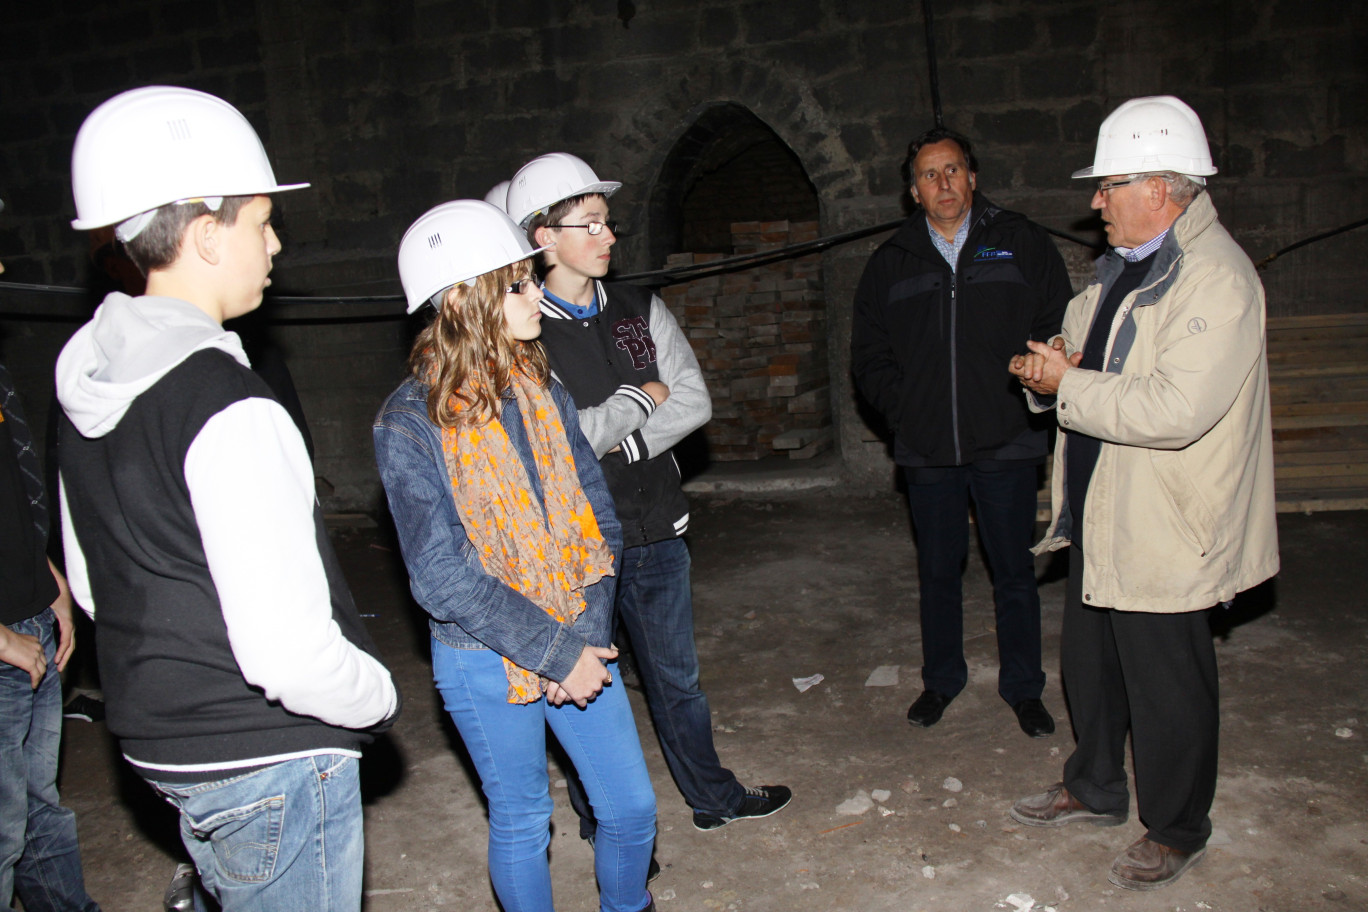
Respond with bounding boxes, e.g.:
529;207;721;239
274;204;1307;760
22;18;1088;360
1006;96;1279;892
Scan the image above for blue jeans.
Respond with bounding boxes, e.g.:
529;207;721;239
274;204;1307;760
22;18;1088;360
433;641;655;912
0;608;100;912
903;463;1046;705
147;754;364;912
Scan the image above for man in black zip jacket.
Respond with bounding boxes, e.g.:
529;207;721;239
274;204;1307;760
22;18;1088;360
851;128;1071;737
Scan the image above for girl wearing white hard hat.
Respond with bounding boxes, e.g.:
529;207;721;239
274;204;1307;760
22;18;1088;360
376;200;657;912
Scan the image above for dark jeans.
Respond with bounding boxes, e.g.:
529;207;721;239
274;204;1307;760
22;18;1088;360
903;462;1045;705
0;608;100;912
1060;544;1219;854
569;538;743;834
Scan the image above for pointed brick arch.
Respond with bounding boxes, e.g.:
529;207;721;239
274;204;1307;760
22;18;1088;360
618;60;864;258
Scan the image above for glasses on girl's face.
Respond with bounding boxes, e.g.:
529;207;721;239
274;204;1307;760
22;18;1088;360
546;220;618;236
505;278;537;295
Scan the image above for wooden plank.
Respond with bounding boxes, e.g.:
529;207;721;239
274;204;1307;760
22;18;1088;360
1266;343;1368;361
1271;401;1368;418
1270;379;1368;403
1273;363;1368;380
1273;425;1368;451
1276;493;1368;513
1264;329;1368;344
1267;313;1368;330
1273;412;1368;430
1274;448;1368;465
1274;472;1368;489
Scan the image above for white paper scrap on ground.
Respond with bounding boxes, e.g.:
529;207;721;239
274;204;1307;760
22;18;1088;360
1004;894;1035;911
792;673;824;693
921;865;936;879
836;790;874;815
942;776;964;792
864;665;900;686
870;789;891;802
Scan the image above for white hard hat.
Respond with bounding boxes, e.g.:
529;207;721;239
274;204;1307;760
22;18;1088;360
1072;95;1217;182
70;86;309;239
507;152;621;229
484;180;511;213
397;200;552;314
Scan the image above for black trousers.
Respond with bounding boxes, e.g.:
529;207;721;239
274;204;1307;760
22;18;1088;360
903;462;1046;705
1061;545;1219;853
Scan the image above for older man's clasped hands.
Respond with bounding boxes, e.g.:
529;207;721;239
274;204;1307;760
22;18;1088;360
1009;336;1083;397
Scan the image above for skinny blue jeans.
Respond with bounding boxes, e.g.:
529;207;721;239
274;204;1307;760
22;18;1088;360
147;754;364;912
433;641;655;912
0;608;100;912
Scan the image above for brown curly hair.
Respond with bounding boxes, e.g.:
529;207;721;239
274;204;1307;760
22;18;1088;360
407;260;550;428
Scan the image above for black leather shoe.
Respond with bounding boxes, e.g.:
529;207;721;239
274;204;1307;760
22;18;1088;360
1012;698;1056;738
907;690;952;727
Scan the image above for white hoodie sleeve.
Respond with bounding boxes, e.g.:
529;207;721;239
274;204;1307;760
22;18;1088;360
184;397;397;730
59;477;96;620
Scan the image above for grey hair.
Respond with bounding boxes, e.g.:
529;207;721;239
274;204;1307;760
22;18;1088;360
1155;172;1205;207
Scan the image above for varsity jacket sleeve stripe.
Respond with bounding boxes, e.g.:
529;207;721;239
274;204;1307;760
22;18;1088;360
553;370;656;460
185;397;398;730
636;295;711;459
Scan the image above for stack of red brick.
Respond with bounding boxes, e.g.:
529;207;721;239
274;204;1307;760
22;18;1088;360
660;220;832;461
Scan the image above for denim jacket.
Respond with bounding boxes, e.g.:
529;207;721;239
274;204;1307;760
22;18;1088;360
373;377;622;683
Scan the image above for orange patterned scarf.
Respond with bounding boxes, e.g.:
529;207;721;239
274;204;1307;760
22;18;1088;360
441;370;615;704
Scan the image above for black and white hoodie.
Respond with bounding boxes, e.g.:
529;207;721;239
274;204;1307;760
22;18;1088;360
57;293;398;782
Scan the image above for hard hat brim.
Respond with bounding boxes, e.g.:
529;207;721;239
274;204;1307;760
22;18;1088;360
404;239;555;314
70;181;312;231
514;181;622;229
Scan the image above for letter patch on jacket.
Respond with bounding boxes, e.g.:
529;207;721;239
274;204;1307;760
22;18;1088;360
612;316;657;370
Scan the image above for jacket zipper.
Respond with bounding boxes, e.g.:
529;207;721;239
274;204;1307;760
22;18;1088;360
949;276;962;464
948;211;988;465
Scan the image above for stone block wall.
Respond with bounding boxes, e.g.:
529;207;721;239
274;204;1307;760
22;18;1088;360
0;0;1364;502
661;220;829;461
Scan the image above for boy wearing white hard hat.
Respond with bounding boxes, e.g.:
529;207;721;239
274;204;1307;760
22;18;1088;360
376;200;658;912
56;86;399;912
509;152;793;836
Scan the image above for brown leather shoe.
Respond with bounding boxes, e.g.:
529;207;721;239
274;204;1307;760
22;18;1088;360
1108;836;1205;890
1009;783;1127;827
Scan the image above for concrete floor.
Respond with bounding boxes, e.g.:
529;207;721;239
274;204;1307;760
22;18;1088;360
52;487;1367;912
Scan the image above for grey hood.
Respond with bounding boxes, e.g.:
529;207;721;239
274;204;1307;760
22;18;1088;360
57;293;250;438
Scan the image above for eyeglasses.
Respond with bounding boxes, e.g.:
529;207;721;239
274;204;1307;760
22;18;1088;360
505;278;536;294
1096;175;1147;193
546;220;618;236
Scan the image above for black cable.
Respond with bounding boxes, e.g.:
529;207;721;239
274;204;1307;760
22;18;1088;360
1255;216;1368;271
615;220;903;285
924;0;943;129
4;217;1360;322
